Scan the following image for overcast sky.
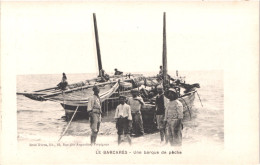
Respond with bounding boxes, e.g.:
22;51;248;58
2;2;258;75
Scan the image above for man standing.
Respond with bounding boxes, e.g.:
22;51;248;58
87;86;102;145
155;85;168;144
127;89;144;137
164;88;183;146
114;96;132;145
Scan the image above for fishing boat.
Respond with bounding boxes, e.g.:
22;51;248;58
17;13;201;132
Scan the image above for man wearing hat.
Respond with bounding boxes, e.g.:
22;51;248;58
164;88;183;146
87;86;102;145
127;89;145;137
155;85;169;144
114;96;132;145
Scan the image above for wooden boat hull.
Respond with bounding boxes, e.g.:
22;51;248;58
61;98;120;120
61;91;196;132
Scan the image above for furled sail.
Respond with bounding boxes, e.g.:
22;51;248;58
45;81;120;106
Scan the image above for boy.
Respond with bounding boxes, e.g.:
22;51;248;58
115;96;132;145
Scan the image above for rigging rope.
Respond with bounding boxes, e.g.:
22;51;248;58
179;97;192;120
195;91;203;107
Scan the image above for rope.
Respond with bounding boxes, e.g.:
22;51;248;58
195;90;210;118
195;91;203;107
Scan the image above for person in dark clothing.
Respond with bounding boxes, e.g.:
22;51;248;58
62;72;67;80
159;66;163;75
99;69;110;82
114;68;123;75
155;85;169;144
157;66;163;80
127;89;144;137
57;73;68;90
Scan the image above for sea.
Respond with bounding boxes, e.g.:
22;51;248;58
16;70;224;149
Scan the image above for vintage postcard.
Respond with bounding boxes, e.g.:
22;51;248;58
1;1;259;164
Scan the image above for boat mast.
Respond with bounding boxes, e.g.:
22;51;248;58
162;12;168;88
93;13;103;76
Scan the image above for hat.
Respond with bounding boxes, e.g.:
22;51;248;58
168;88;177;93
157;85;163;89
119;95;126;100
92;86;99;91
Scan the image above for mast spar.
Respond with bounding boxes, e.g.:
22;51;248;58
93;13;103;76
162;12;168;88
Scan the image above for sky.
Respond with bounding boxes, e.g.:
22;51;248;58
1;1;258;75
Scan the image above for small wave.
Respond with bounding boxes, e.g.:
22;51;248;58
50;121;63;125
37;123;45;126
17;109;44;113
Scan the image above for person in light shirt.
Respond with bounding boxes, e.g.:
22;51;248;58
114;96;132;145
164;88;183;146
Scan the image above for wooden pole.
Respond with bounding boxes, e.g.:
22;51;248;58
162;12;168;89
58;106;79;141
93;13;103;76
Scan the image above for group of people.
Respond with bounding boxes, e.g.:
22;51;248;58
59;68;124;86
87;84;184;147
87;87;144;145
60;70;183;146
